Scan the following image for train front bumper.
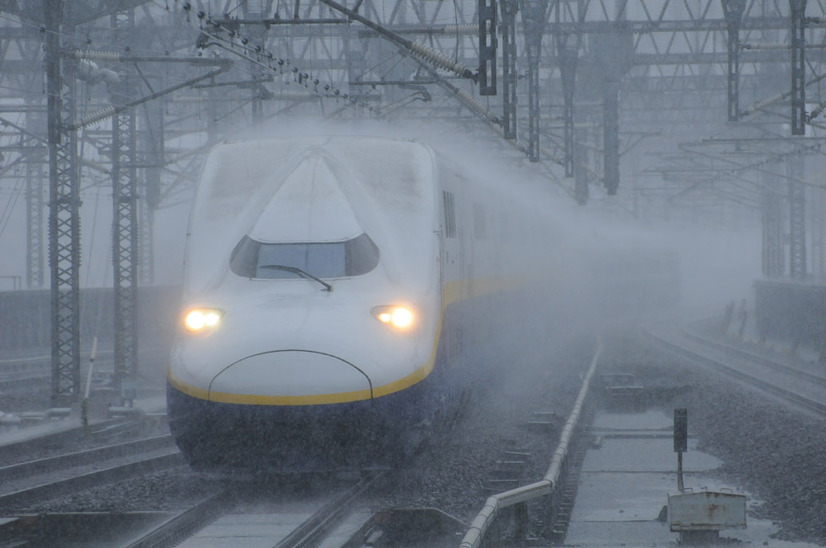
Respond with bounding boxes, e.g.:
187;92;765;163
166;374;436;471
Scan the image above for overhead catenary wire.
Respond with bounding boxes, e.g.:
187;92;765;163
194;22;378;113
64;58;233;131
740;70;826;118
187;5;568;172
314;0;477;80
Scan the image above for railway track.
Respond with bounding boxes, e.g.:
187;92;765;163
121;470;385;548
0;338;597;547
0;468;386;547
0;435;183;509
0;352;51;389
0;349;114;390
275;470;385;548
683;326;826;389
641;323;826;418
123;490;231;548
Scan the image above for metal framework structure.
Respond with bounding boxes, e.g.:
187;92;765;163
499;0;517;140
724;0;746;121
1;0;826;400
44;1;82;406
787;153;807;278
24;109;45;288
762;172;785;277
521;1;547;162
110;8;139;401
790;0;807;135
478;0;497;96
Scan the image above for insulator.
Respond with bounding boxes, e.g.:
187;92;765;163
409;42;474;79
808;99;826;121
70;49;121;62
455;88;500;125
748;92;785;114
70;105;117;130
443;24;477;35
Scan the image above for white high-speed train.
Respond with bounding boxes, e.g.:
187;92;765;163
166;135;679;471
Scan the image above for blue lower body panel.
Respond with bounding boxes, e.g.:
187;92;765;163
166;370;450;472
164;293;510;472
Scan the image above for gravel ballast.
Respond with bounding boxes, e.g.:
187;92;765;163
6;324;826;546
610;330;826;546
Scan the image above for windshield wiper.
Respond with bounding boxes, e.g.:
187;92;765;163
258;264;333;292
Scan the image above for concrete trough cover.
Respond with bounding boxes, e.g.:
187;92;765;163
668;490;747;531
341;507;467;547
600;374;647;411
0;512;174;547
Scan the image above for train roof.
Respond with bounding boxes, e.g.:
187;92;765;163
183;136;439;294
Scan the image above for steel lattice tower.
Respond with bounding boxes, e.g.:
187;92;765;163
45;1;82;406
111;8;139;403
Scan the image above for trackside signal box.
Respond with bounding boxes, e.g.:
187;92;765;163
668;408;747;541
668;491;747;532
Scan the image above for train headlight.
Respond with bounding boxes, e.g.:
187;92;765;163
372;305;415;330
183;308;224;333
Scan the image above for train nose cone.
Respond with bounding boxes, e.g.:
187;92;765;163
208;350;374;404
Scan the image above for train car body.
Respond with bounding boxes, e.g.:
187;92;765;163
166;135;680;472
167;136;546;470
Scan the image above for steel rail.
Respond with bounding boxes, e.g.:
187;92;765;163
0;349;113;368
0;371;50;390
124;490;232;548
682;330;826;389
0;413;161;465
640;328;826;418
0;434;176;482
275;470;385;548
0;448;183;508
0;351;116;390
459;339;603;548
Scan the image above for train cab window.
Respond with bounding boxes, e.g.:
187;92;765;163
230;233;380;279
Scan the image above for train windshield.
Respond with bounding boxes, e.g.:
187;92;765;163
229;233;380;279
